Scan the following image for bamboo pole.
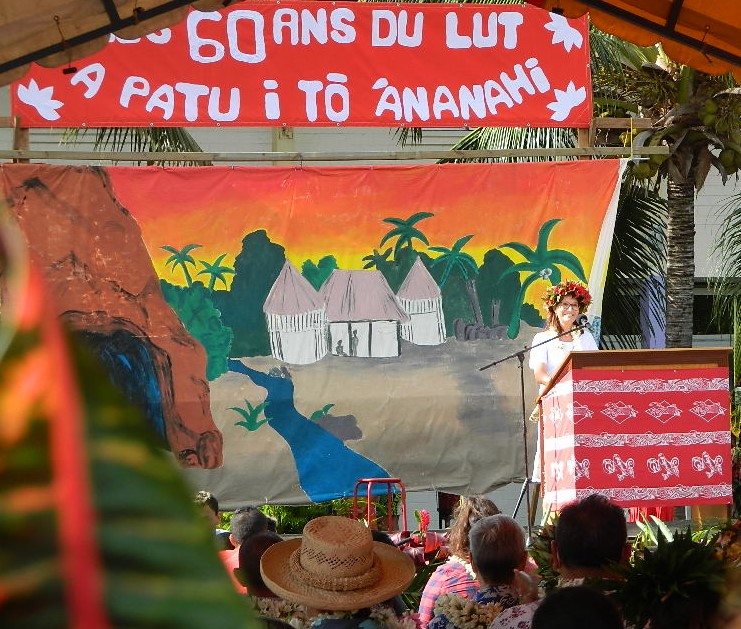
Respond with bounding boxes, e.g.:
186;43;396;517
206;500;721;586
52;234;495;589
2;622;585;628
0;146;669;163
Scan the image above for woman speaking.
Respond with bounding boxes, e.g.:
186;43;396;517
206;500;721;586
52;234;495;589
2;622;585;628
529;280;597;489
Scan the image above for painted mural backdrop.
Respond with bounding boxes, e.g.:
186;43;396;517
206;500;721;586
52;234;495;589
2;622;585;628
0;161;625;507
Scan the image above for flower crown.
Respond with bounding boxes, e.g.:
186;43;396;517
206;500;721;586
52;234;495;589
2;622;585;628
543;280;592;313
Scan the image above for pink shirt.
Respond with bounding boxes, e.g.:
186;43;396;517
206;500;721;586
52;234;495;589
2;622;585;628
418;558;479;629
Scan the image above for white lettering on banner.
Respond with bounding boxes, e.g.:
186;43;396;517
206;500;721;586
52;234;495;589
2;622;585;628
147;84;176;119
371;57;549;122
208;87;240;121
188;11;226;63
188;8;357;65
445;11;523;49
298;74;350;122
228;11;267;63
120;76;240;122
109;29;172;45
272;8;357;45
70;63;105;98
120;76;150;108
371;10;423;47
176;83;210;122
264;80;280;119
330;8;357;44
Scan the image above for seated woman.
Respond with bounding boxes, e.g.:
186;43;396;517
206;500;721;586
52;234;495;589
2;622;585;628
417;496;501;629
429;515;527;629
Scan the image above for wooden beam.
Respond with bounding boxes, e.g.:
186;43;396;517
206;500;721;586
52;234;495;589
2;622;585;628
0;146;669;163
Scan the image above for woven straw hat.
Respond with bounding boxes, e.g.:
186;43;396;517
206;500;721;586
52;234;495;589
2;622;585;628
260;516;416;611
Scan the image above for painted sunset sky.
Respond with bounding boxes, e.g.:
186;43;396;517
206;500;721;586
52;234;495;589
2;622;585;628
107;161;621;304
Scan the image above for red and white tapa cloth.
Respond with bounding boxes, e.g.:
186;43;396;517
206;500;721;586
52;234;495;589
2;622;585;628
540;367;732;510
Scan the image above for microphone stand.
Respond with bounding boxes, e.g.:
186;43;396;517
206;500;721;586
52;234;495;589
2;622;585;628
479;321;591;541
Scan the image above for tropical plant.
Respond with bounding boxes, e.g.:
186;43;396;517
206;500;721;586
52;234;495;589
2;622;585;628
362;247;393;270
594;46;739;348
428;235;478;286
231;399;270;431
379;211;434;259
0;265;251;627
62;126;209;166
310;403;335;421
197;254;235;290
498;218;587;338
160;280;233;380
615;527;726;629
161;243;202;287
301;255;338;290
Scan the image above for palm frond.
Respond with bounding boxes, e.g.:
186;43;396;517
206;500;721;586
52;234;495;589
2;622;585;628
601;178;668;348
62;127;210;166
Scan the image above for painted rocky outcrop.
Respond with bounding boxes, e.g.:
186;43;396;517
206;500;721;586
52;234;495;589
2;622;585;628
1;164;222;468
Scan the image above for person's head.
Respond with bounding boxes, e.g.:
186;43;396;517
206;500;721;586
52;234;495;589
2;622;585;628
260;516;416;612
542;280;592;334
554;494;628;576
532;586;622;629
230;506;271;547
235;531;283;596
194;490;220;527
447;496;501;562
468;514;526;586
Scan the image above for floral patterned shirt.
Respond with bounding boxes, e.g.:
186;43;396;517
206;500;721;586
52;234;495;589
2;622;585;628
428;584;520;629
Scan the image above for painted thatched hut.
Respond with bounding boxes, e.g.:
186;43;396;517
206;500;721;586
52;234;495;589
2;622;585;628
397;258;446;345
264;261;327;364
320;270;410;358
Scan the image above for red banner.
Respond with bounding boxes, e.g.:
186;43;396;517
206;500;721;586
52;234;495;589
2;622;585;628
11;2;592;128
542;366;732;509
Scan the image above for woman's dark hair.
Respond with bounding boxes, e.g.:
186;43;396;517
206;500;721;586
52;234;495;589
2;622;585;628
446;496;500;562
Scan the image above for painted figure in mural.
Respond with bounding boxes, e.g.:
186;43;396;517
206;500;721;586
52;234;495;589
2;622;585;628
529;281;597;484
350;330;359;357
227;359;390;501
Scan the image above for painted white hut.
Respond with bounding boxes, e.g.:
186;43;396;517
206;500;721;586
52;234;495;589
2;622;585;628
320;270;410;358
263;261;327;364
397;258;446;345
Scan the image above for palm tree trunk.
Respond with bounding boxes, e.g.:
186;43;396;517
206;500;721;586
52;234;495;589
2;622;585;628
465;279;484;326
665;169;696;348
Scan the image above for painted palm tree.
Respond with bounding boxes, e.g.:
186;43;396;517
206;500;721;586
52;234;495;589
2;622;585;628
499;218;587;339
362;247;393;270
161;244;202;287
197;254;234;290
429;234;484;325
379;212;434;260
429;235;479;286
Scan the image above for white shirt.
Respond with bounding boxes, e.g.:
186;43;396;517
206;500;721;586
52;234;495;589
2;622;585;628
529;329;598;392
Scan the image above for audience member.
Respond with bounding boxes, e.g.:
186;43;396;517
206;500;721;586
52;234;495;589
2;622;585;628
236;531;284;597
234;531;312;625
429;515;526;629
221;506;272;593
260;515;416;629
418;496;501;628
531;586;622;629
491;493;629;629
194;490;232;550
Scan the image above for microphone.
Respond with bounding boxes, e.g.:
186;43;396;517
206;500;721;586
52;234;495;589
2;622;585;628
576;314;591;330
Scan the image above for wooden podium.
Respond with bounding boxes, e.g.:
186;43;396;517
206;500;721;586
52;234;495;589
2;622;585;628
538;348;733;511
